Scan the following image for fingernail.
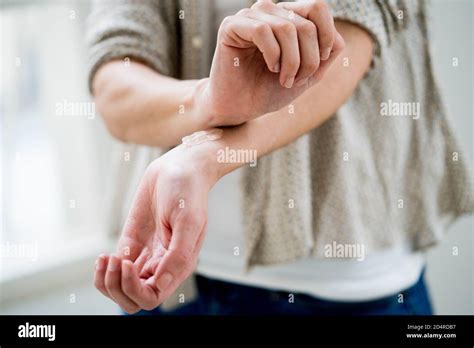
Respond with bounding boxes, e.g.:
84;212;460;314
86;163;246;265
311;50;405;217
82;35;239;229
322;48;331;61
295;78;308;87
273;63;280;73
157;272;174;291
284;76;294;89
96;256;105;271
108;255;119;272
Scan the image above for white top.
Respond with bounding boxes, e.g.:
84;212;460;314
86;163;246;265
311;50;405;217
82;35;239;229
196;0;425;302
198;170;425;301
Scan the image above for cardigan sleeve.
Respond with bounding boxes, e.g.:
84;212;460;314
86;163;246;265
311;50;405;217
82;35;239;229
327;0;419;62
85;0;179;93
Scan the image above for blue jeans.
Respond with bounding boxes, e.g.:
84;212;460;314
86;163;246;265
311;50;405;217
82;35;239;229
132;271;433;316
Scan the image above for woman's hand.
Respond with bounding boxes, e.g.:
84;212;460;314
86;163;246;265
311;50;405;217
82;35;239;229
199;0;345;125
93;144;218;313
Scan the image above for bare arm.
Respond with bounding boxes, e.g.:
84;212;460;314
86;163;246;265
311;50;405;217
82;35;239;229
92;63;208;147
92;0;340;148
205;20;373;181
94;20;374;313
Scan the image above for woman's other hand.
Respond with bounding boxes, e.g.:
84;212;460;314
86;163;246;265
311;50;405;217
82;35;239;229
199;0;345;126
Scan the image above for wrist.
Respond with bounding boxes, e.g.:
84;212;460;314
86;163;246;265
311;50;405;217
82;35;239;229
193;78;219;129
172;139;225;188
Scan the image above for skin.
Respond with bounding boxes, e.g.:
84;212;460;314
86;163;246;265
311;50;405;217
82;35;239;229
93;0;341;146
203;0;342;124
93;1;374;314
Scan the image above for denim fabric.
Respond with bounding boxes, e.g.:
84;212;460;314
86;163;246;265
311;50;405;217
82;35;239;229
130;270;433;316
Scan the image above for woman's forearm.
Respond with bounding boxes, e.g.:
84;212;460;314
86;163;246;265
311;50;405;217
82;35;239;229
92;60;210;148
197;21;374;183
92;1;343;149
92;18;370;158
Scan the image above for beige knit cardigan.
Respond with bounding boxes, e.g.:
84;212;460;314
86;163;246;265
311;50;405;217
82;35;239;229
87;0;473;269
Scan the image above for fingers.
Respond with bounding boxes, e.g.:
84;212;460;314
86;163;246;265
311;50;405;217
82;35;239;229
94;254;111;299
146;220;205;302
239;6;300;88
94;238;203;312
226;0;336;88
133;246;151;274
122;259;160;311
94;252;162;312
278;0;336;61
122;214;205;309
143;250;196;307
139;253;162;278
311;31;345;83
253;1;320;86
94;215;206;312
104;254;141;314
220;15;281;73
147;249;192;294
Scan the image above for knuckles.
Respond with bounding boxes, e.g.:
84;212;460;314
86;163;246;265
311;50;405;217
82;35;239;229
219;15;237;37
236;8;251;17
297;20;317;37
220;15;234;28
251;0;274;12
274;20;296;36
284;57;301;72
253;22;271;36
308;0;328;12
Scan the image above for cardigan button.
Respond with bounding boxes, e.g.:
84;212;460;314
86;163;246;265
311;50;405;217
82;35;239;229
192;35;203;49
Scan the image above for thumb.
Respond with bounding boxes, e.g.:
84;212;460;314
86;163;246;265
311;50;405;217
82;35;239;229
146;218;204;297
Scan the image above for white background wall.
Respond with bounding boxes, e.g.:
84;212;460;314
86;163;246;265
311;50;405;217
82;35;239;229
424;0;473;314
